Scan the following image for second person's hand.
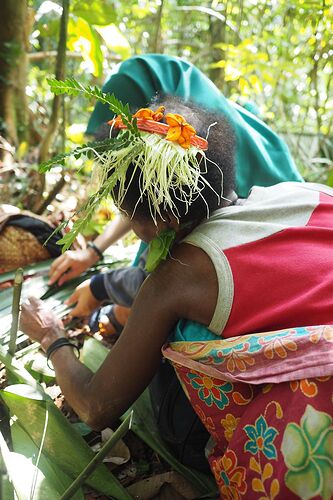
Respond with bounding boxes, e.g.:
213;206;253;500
49;248;100;286
65;279;102;318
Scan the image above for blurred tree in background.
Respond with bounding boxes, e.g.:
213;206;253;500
0;0;332;219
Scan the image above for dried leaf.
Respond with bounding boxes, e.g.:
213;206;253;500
91;428;130;465
127;471;200;500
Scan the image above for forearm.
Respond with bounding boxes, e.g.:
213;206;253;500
20;298;135;429
49;344;140;430
49;347;98;426
93;215;132;252
39;329;99;425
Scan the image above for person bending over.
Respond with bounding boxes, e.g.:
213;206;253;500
49;54;301;288
21;98;332;497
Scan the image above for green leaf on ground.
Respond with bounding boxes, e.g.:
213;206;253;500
0;384;131;499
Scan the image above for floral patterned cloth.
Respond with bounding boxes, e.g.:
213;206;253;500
162;325;333;499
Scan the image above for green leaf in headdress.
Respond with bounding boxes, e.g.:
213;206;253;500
145;229;176;272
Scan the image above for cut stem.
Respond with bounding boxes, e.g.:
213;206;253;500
60;411;133;500
8;269;24;357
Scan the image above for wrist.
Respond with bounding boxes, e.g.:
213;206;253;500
87;241;104;261
46;338;80;369
86;246;100;265
40;328;66;353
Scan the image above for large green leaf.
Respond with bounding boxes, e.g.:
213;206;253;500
0;385;131;499
0;425;84;500
67;17;104;77
71;0;116;26
95;24;131;59
0;347;44;392
0;448;15;500
81;336;110;371
0;431;61;500
21;350;56;384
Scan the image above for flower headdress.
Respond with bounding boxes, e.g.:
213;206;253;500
99;104;209;225
40;79;219;271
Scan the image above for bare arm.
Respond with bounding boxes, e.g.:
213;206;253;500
92;214;132;252
49;214;132;286
22;243;218;429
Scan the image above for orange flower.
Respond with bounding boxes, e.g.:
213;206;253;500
108;108;208;149
133;106;165;122
109;115;124;127
165;113;196;149
109;106;165;128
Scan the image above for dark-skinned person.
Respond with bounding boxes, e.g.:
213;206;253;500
49;54;302;290
47;54;304;473
49;52;302;345
20;97;333;499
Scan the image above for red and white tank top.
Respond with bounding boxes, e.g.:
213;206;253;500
184;182;333;337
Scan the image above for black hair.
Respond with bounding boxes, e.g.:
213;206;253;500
109;96;235;224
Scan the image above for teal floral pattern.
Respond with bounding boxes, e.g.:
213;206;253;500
187;372;232;409
244;415;278;459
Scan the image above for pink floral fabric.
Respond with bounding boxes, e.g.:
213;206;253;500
162;325;333;499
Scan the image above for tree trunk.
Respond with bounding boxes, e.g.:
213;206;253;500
151;0;165;53
38;0;70;164
208;8;227;93
0;1;30;148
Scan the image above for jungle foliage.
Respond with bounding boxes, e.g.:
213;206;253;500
0;0;332;216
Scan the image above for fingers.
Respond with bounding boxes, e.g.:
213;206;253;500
65;291;84;318
57;269;79;287
49;255;72;285
49;255;65;284
22;296;42;310
65;291;78;306
68;304;81;317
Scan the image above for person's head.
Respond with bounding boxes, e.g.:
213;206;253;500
96;96;235;241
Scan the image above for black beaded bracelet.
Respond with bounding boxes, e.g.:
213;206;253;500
46;338;80;369
87;241;104;261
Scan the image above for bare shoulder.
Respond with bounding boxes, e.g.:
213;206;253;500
148;241;219;327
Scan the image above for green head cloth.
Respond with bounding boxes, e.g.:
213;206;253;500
87;54;302;198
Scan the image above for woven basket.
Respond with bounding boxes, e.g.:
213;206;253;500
0;226;50;273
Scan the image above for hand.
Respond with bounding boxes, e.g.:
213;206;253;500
65;279;102;318
49;248;99;286
20;297;65;351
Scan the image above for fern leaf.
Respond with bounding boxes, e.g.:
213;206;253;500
39;135;133;173
47;78;139;135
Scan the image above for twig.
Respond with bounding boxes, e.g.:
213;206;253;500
8;268;24;357
28;51;122;62
35;174;66;215
60;411;133;500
